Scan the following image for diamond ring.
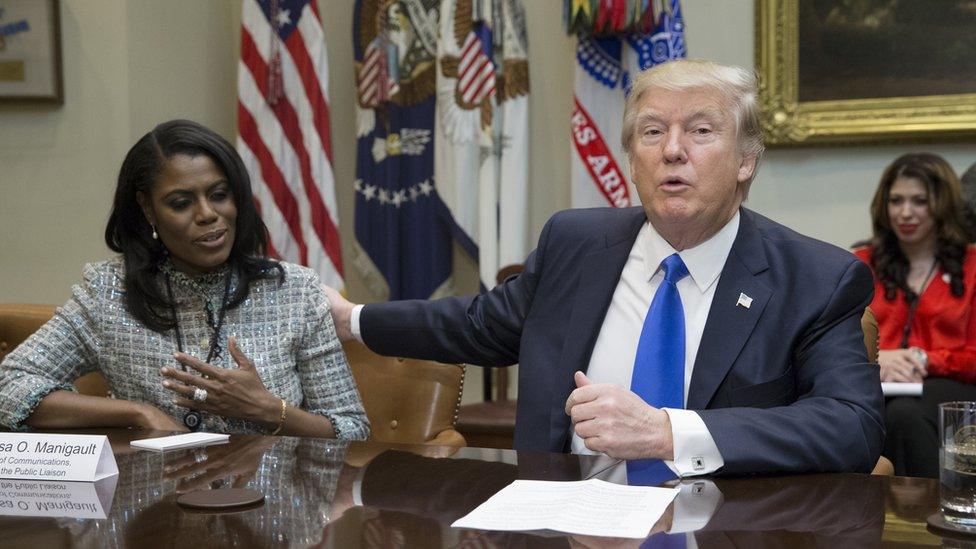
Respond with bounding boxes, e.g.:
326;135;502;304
192;387;208;403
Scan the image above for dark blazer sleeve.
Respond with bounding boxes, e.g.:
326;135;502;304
360;212;555;367
698;258;885;475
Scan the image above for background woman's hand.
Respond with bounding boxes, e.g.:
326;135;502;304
161;336;280;426
878;349;927;382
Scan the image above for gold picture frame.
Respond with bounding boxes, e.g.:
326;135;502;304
756;0;976;146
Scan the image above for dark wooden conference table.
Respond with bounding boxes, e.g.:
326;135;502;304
0;428;952;548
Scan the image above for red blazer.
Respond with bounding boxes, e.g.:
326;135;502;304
854;245;976;383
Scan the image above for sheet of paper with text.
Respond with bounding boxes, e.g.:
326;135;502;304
452;478;680;539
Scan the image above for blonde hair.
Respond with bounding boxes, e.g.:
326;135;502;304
621;59;765;187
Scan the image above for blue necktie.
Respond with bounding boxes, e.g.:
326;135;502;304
631;253;689;410
640;532;687;549
628;253;688;481
627;458;678;486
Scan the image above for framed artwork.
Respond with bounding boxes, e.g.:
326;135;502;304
756;0;976;146
0;0;62;103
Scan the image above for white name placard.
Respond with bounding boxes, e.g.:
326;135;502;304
0;476;118;519
0;433;118;482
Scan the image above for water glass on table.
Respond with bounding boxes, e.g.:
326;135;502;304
941;402;976;527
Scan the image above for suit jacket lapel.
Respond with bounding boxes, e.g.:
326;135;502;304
556;208;647;377
687;209;772;409
550;207;645;449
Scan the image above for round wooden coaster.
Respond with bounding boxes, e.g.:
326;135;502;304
176;489;265;511
927;512;976;540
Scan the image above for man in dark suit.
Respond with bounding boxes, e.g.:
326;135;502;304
326;59;884;476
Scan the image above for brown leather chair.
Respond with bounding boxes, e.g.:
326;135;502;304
862;307;879;366
343;340;466;447
0;303;57;361
0;303;109;397
861;307;895;476
454;265;523;449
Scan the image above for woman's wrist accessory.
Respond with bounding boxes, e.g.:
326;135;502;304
271;398;286;435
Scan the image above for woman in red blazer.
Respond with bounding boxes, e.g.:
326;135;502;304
854;152;975;477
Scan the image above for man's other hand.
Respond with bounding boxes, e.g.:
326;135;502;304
323;285;357;342
565;371;674;460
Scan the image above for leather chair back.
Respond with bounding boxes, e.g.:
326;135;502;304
862;307;879;363
0;303;57;361
343;340;466;446
0;303;109;397
860;307;894;476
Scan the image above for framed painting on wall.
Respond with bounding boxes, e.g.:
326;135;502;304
0;0;62;103
756;0;976;146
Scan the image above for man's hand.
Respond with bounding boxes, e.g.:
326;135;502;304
565;371;673;460
878;349;926;382
323;285;357;342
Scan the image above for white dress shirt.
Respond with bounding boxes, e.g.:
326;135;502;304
569;212;739;476
352;213;740;476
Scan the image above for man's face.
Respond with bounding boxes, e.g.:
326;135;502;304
629;86;756;246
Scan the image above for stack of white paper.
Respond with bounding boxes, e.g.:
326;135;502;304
452;478;680;539
882;382;923;396
130;432;230;452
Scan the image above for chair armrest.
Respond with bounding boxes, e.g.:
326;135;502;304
871;456;894;476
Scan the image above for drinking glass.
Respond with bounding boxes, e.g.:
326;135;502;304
940;402;976;526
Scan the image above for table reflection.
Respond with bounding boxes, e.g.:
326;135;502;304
0;475;117;519
691;474;884;547
323;448;610;548
0;431;943;548
0;435;346;548
331;454;887;548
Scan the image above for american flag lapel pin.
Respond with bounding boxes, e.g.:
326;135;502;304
736;292;753;309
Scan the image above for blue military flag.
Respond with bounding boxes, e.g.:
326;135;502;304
352;0;455;300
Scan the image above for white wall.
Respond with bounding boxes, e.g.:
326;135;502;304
1;0;129;304
1;0;974;404
0;0;240;305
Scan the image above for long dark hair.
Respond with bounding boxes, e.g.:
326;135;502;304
104;119;282;331
869;153;968;302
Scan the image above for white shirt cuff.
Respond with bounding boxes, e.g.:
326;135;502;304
351;464;368;506
667;479;723;534
663;408;724;476
351;304;365;343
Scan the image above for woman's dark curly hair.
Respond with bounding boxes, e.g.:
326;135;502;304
869;153;968;302
104;119;282;331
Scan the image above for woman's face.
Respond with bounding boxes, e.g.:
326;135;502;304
138;154;237;276
887;176;935;248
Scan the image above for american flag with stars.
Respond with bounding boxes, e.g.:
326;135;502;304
236;0;343;289
457;22;496;105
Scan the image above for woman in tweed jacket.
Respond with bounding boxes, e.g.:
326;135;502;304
0;120;369;439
